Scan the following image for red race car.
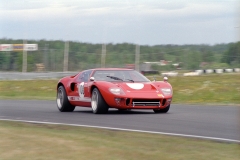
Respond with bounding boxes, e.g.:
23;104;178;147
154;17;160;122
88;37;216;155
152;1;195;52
56;68;173;114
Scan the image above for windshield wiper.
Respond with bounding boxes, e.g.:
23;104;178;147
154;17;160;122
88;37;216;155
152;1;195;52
106;76;123;81
126;79;134;83
106;76;134;82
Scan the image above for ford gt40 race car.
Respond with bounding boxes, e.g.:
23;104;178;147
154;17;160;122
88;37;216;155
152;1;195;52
56;68;173;114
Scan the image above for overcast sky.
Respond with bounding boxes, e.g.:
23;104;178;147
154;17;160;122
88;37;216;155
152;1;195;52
0;0;239;45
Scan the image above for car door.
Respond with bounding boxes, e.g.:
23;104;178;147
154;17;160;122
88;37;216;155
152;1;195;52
67;70;92;107
76;70;92;106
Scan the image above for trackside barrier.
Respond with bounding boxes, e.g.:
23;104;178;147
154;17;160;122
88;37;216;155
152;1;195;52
224;69;233;73
183;72;201;76
0;72;79;80
195;70;204;74
233;68;240;72
161;72;178;77
205;69;214;74
1;68;239;80
200;68;239;74
214;69;223;74
182;68;240;76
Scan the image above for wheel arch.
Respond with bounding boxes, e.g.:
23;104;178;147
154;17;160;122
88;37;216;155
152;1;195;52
90;85;110;106
56;85;75;112
57;82;65;90
90;85;98;95
90;86;109;114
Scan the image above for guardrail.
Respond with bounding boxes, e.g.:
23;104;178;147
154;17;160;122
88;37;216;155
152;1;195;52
0;68;239;80
0;72;78;80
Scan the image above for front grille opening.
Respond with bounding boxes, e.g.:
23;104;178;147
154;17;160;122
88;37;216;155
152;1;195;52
162;99;166;106
132;99;160;107
126;98;130;106
132;99;160;102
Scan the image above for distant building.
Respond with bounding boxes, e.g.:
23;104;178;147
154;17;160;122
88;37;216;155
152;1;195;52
143;60;169;66
125;64;135;69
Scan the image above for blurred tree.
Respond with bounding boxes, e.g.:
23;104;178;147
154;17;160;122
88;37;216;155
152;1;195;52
222;42;240;67
0;38;238;71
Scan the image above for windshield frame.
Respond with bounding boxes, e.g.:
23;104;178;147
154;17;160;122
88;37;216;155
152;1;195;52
92;70;150;82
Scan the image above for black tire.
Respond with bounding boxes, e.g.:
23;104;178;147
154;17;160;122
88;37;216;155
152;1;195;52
91;88;109;114
56;86;75;112
153;105;170;113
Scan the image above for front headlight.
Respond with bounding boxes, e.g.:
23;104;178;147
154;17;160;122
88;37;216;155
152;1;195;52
161;88;172;95
109;87;125;95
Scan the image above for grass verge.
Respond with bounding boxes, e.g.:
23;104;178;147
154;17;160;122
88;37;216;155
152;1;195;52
0;120;239;160
158;74;240;104
0;74;239;104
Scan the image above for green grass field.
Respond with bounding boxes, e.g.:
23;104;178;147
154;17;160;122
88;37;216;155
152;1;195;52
155;74;240;104
0;74;239;104
0;121;239;160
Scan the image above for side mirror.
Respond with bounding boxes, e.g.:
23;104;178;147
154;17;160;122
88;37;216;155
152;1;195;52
90;77;95;81
163;76;168;82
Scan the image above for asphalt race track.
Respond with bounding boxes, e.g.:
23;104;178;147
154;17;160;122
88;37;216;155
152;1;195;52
0;100;239;142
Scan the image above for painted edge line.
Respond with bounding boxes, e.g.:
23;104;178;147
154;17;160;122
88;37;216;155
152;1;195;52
0;118;239;143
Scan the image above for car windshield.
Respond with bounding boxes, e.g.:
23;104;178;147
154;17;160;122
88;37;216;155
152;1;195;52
92;70;150;82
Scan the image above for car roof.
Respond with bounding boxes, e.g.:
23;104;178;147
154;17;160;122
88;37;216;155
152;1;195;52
93;68;134;71
77;68;134;75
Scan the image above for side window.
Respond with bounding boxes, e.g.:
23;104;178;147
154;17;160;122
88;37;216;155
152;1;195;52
79;70;92;82
78;73;82;81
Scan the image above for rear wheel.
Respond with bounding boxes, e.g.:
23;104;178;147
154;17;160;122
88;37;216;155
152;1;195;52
56;86;75;112
91;88;109;114
153;105;170;113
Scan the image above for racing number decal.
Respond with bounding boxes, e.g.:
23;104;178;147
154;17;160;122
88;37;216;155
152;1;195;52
78;82;85;99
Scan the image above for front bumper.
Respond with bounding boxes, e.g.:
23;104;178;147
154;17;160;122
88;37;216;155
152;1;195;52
110;97;172;109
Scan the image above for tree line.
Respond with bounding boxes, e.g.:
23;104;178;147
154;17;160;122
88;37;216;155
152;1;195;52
0;38;239;72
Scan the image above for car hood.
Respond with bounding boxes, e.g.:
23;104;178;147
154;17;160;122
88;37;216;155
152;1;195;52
118;82;159;92
95;81;172;98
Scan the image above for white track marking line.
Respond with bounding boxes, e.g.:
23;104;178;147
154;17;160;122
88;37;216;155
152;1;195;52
0;118;239;143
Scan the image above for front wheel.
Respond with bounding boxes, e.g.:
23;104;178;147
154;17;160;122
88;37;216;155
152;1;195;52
91;88;109;114
56;86;75;112
153;105;170;113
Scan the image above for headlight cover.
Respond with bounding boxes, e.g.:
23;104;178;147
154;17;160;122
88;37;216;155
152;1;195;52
161;88;172;96
109;87;125;95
